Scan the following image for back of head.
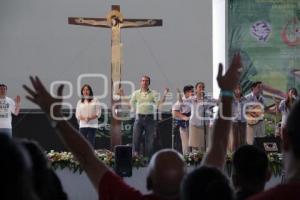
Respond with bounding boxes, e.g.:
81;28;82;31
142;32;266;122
19;139;49;171
19;139;68;200
286;100;300;159
181;166;233;200
233;145;268;185
147;149;185;199
0;135;38;200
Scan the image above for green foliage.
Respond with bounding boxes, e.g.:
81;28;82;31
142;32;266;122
47;150;283;177
264;113;281;136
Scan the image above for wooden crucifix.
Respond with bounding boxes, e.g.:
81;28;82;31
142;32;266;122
68;5;162;149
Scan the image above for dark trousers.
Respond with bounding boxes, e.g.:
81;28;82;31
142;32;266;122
79;127;97;148
132;115;156;157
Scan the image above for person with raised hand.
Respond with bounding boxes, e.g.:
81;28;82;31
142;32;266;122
0;83;21;137
202;53;242;168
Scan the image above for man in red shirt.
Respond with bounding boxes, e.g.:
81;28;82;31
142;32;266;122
249;100;300;200
23;77;184;200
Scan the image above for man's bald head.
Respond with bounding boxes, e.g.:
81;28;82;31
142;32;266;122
147;149;185;199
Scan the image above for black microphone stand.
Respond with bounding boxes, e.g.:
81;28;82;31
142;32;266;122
203;102;207;152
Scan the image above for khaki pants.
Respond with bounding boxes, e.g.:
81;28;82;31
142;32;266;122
179;127;189;154
232;122;247;151
228;127;233;152
246;121;265;145
189;125;209;152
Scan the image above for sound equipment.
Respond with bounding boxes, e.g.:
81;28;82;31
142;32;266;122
114;145;132;177
254;136;281;153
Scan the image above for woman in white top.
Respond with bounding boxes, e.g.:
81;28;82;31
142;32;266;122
278;88;298;137
76;84;101;148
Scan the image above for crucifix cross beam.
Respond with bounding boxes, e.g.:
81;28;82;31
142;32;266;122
68;5;163;149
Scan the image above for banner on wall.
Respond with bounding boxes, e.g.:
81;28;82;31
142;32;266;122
229;0;300;99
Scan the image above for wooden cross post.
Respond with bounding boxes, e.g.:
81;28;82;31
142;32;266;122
68;5;162;149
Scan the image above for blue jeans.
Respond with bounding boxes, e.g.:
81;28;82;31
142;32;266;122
0;128;12;138
79;128;96;148
132;115;156;157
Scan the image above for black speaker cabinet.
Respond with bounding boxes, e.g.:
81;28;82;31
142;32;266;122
114;145;132;177
254;136;281;153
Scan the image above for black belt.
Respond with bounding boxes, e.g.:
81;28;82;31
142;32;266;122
137;114;154;118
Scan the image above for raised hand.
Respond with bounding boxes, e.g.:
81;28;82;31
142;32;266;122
15;95;21;105
23;76;64;118
217;53;242;91
163;88;170;96
118;88;124;96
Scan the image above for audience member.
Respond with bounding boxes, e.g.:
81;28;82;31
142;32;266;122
232;145;270;200
0;134;39;200
19;139;68;200
181;166;233;200
249;99;300;199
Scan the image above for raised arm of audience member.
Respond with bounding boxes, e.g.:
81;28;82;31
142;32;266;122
23;77;108;192
201;53;242;169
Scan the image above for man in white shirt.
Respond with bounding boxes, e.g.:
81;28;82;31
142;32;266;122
244;81;265;144
0;84;20;137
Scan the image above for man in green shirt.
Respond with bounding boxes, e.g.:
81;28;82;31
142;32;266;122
130;75;168;157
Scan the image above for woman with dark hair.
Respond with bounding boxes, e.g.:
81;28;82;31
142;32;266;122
76;84;101;148
278;88;298;136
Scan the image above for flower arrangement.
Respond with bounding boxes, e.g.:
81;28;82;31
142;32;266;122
183;151;204;166
47;150;82;173
268;152;283;177
46;149;148;173
47;150;283;176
